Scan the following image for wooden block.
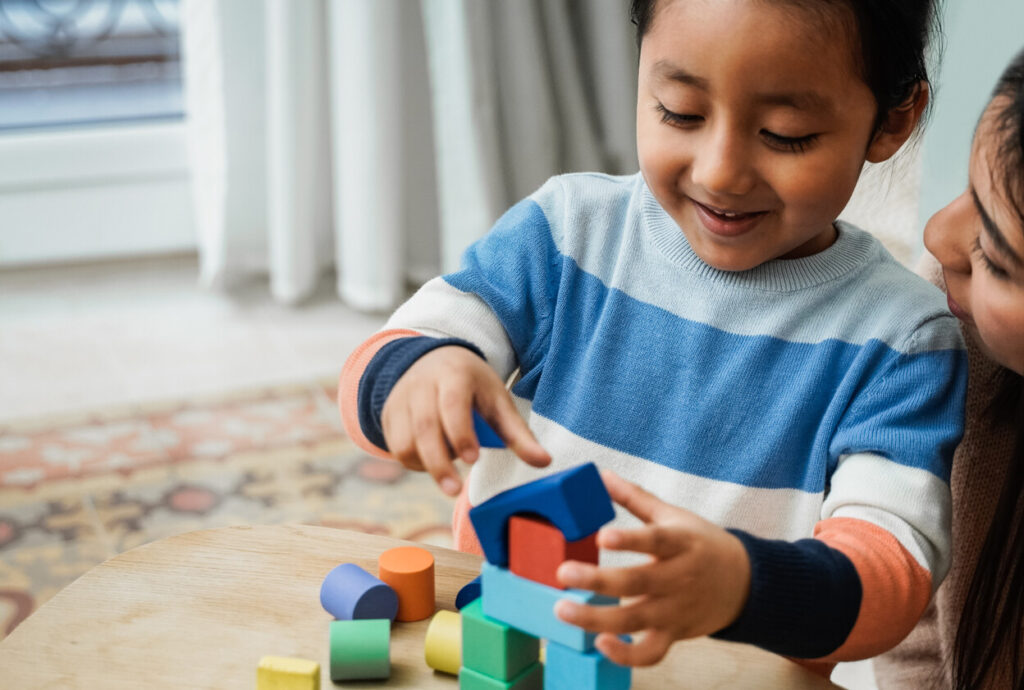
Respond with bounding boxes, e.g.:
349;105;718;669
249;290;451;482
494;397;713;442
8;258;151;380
461;598;539;680
378;545;435;621
424;610;462;676
319;562;398;621
509;514;598;589
469;462;614;566
455;574;482;610
544;640;632;689
256;656;319;690
328;619;390;680
480;562;616;652
472;410;506;448
459;661;544;689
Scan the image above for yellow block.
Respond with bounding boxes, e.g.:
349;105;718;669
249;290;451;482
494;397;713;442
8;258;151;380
257;656;320;690
423;609;461;675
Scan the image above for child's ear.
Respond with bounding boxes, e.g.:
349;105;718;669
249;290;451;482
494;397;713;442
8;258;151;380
866;81;930;163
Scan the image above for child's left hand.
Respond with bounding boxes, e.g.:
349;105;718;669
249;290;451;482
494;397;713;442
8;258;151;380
553;470;751;667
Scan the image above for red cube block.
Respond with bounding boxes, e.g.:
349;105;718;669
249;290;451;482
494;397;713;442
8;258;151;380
508;514;598;590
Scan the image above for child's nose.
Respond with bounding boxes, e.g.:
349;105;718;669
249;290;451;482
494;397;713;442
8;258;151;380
924;192;973;275
690;130;756;198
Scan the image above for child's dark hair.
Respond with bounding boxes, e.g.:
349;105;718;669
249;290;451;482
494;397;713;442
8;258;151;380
952;46;1024;690
629;0;939;131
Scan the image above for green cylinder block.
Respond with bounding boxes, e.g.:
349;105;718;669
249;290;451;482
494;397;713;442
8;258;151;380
329;618;391;681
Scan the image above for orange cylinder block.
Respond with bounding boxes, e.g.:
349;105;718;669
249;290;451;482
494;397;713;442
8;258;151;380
377;546;435;622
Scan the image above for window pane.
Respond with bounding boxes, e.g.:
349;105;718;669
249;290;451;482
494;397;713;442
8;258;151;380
0;0;182;131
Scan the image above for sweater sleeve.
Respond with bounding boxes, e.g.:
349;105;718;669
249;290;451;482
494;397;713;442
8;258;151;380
338;180;566;456
715;314;967;662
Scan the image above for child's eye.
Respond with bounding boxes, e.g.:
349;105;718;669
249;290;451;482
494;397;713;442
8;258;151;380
656;103;702;127
761;129;819;154
972;236;1010;279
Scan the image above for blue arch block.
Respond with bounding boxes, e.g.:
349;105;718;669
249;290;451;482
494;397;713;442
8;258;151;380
455;575;482;610
472;410;506;448
468;462;614;567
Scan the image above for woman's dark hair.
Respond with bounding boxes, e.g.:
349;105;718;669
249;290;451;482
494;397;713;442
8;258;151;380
953;47;1024;690
629;0;939;131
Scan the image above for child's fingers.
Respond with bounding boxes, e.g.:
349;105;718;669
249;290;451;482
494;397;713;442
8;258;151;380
556;560;664;598
478;392;551;468
382;403;425;472
600;470;677;524
595;629;672;668
597;525;689;561
436;383;479;464
554;596;651;636
409;388;462;497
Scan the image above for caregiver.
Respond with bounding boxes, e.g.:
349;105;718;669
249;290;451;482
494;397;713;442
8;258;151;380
874;47;1024;689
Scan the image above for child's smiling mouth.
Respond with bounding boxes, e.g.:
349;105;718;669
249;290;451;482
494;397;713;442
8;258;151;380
689;197;769;238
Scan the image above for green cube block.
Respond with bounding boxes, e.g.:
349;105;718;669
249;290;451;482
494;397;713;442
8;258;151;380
461;598;539;680
329;619;390;680
459;661;543;690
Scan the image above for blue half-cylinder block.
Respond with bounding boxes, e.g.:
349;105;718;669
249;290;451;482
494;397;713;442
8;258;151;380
320;563;398;621
469;462;614;567
472;411;506;448
544;640;632;690
456;575;482;610
481;562;617;652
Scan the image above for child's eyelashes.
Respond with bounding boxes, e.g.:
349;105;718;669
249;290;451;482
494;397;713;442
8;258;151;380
972;236;1010;279
654;103;818;154
759;130;819;154
656;103;702;127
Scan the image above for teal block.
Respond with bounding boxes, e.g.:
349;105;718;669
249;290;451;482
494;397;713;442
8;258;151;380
459;661;543;690
461;598;539;680
481;562;617;652
545;640;631;689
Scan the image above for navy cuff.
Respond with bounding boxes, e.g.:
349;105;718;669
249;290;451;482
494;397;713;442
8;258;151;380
711;529;862;658
356;336;485;451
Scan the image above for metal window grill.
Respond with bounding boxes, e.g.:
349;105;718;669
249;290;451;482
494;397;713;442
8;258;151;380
0;0;182;130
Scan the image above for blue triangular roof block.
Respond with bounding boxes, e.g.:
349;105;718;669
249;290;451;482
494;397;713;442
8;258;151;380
469;461;615;566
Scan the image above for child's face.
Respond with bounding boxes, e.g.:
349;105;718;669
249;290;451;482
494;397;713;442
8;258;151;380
925;97;1024;375
636;0;881;271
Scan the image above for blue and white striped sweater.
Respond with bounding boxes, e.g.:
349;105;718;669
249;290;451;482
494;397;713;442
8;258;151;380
350;172;968;661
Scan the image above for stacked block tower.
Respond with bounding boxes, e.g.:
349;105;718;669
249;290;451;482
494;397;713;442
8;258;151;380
463;419;632;689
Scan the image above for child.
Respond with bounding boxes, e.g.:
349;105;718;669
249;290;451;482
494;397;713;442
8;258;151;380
339;0;967;675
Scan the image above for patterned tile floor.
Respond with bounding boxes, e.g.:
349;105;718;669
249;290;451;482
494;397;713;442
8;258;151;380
0;378;455;640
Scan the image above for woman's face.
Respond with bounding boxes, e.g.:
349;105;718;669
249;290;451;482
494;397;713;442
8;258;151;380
925;96;1024;375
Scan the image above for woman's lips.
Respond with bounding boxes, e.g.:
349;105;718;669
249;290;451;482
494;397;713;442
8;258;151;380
947;293;973;323
691;199;767;238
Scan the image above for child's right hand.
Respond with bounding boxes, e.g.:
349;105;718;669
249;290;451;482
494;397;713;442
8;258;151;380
380;345;551;497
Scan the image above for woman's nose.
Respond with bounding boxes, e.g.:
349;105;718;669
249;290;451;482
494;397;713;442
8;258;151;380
924;191;973;275
690;129;755;198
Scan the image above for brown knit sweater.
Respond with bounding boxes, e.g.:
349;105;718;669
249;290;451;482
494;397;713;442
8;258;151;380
874;260;1019;688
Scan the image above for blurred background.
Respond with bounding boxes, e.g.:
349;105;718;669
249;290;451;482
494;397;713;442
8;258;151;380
0;1;1021;686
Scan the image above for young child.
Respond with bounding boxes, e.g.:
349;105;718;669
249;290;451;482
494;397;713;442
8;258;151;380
339;0;967;675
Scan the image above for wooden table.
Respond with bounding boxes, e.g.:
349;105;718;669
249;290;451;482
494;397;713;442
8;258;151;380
0;525;840;689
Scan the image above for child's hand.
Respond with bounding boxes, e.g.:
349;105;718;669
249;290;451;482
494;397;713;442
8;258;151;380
381;345;551;497
553;471;751;667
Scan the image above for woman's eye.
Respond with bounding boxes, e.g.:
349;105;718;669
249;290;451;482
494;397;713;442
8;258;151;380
761;129;819;154
656;104;702;127
972;236;1010;279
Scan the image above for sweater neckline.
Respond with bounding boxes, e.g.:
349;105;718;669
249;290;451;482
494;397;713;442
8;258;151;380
639;178;878;292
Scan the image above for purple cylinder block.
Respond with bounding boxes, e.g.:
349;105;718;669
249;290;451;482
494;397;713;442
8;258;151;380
320;563;398;621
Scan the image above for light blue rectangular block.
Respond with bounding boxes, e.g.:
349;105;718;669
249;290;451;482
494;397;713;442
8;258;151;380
545;640;632;690
480;562;617;652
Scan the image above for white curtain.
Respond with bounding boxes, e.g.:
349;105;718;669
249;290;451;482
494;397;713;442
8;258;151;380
181;0;637;309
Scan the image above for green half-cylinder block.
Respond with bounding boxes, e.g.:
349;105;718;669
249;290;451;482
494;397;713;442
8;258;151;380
461;598;539;680
459;662;544;690
329;619;390;681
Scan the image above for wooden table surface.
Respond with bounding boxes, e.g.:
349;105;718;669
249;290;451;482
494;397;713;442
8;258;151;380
0;524;840;689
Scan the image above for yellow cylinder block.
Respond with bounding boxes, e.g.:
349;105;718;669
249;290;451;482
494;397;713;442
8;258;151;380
423;609;461;675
